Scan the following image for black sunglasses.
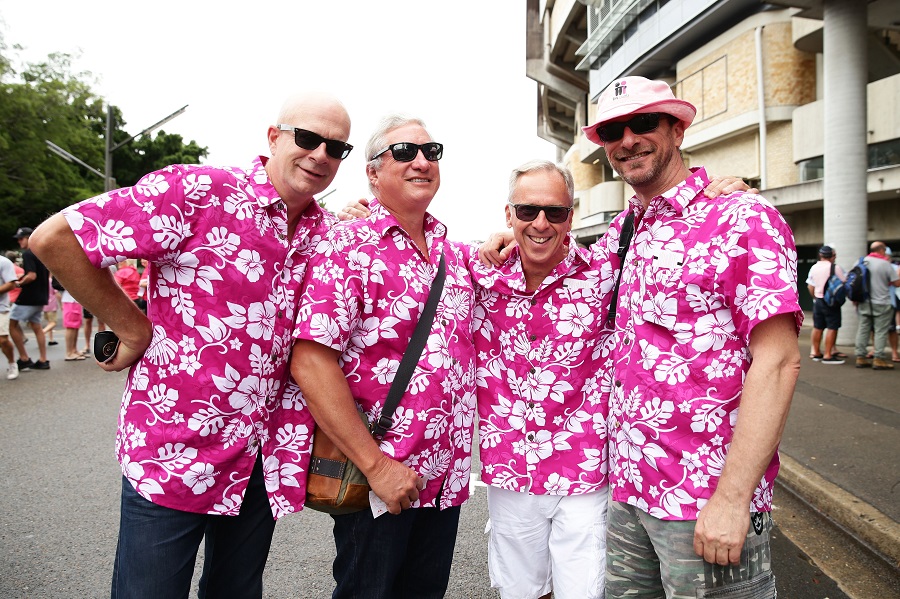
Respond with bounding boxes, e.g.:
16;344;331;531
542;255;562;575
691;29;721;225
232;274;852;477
371;142;443;162
596;112;662;143
277;124;353;160
508;203;573;224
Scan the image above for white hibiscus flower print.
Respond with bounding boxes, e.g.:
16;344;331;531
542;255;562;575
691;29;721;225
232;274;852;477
183;462;217;495
235;249;265;282
556;302;594;337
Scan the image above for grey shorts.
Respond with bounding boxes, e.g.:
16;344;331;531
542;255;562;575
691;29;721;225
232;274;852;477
10;303;44;325
606;501;775;599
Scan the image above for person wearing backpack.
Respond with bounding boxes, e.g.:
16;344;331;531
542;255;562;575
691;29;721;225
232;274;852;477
806;245;847;364
854;241;900;370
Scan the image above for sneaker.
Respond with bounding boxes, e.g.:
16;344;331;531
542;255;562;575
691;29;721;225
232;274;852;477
873;358;895;370
810;354;823;361
855;357;872;368
6;362;18;380
821;356;845;365
48;340;59;346
16;358;35;371
32;360;50;370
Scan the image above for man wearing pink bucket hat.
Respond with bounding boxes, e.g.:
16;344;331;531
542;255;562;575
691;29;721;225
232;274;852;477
584;76;803;598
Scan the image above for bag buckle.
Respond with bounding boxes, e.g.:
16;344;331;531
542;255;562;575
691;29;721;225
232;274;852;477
370;414;393;438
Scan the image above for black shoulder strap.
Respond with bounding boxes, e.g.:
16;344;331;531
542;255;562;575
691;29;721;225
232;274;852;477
371;253;446;438
829;261;835;278
606;212;635;326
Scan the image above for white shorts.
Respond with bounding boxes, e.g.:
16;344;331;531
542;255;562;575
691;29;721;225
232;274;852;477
486;486;608;599
0;311;9;336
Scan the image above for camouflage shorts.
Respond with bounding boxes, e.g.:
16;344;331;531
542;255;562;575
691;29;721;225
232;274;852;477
606;501;775;599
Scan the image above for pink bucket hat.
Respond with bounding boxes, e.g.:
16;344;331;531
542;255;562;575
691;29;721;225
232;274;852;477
582;76;696;146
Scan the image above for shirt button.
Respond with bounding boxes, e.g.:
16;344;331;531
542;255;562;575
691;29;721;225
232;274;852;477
615;380;622;387
624;337;630;344
529;367;536;374
527;401;535;408
530;298;536;306
529;334;536;341
278;310;283;319
271;353;278;363
527;433;534;441
442;319;448;326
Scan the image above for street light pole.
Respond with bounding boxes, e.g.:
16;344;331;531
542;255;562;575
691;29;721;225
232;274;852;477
46;104;188;191
104;103;189;192
105;106;114;192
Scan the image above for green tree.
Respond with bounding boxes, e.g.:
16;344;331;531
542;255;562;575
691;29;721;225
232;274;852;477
114;129;207;188
0;37;207;248
0;51;105;243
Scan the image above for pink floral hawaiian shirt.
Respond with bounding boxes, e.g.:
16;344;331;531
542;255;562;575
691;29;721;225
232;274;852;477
64;157;335;518
590;167;802;520
289;199;477;510
471;238;612;495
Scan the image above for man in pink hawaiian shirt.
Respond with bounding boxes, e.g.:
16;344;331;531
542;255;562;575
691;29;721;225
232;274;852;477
291;115;476;599
29;92;352;599
582;77;802;598
470;160;612;599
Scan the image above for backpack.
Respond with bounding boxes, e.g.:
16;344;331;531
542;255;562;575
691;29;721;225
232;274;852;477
822;263;846;307
843;258;870;303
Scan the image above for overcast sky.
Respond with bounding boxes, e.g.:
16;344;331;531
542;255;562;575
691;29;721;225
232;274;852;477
0;1;558;241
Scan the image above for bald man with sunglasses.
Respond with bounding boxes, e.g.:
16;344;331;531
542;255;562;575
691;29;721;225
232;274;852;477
29;91;352;599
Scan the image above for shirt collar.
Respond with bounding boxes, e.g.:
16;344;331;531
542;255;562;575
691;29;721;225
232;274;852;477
366;198;448;247
247;156;282;209
475;232;588;294
248;155;328;226
627;166;710;216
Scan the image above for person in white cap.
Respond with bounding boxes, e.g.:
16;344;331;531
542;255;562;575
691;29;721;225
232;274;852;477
581;76;802;598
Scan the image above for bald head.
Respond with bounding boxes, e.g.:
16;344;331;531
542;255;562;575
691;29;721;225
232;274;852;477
266;91;352;218
276;91;350;128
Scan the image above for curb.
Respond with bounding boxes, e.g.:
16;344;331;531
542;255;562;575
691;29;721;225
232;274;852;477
777;453;900;567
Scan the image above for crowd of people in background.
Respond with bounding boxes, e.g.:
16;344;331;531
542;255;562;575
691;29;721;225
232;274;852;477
1;228;149;380
805;241;900;369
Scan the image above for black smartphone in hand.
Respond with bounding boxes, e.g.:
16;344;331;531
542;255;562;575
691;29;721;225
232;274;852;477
93;330;120;363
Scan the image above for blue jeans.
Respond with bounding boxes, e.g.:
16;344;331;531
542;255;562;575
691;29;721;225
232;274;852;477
111;455;276;599
331;505;461;599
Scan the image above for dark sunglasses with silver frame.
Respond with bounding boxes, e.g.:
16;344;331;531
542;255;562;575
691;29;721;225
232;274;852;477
595;112;663;143
371;142;443;163
277;124;353;160
508;203;574;224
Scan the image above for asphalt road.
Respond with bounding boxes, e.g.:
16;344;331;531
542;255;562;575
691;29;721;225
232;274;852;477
0;340;874;598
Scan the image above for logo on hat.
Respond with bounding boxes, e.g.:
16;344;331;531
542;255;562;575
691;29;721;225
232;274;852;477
614;81;627;98
13;227;33;239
